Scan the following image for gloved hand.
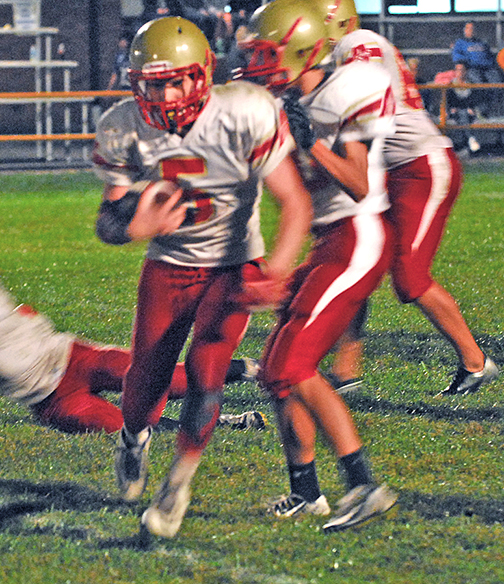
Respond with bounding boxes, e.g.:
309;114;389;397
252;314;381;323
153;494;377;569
282;93;316;151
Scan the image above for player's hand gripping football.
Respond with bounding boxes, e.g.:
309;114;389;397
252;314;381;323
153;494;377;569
282;91;316;151
129;180;188;240
235;259;288;311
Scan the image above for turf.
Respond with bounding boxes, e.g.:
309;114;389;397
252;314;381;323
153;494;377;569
0;163;503;583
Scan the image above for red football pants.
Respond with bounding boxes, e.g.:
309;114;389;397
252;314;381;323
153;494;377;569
30;341;129;434
262;213;392;397
122;259;250;449
386;148;463;303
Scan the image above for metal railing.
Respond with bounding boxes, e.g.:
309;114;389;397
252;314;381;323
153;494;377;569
0;84;504;169
0;89;130;168
418;82;504;130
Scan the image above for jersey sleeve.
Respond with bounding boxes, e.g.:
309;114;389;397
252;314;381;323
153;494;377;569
333;32;385;67
92;99;144;187
243;85;295;178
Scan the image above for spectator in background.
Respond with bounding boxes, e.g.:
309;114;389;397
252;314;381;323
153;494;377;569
107;37;131;91
447;62;481;154
232;8;248;31
56;42;66;60
451;22;501;116
214;24;250;83
213;8;234;56
434;67;457;85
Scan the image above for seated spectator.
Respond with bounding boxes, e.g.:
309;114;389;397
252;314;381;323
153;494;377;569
434;68;457;85
232;8;248;31
447;63;481;154
451;22;501;116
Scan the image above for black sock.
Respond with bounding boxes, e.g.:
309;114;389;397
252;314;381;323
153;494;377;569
224;359;245;383
340;448;374;491
288;460;321;502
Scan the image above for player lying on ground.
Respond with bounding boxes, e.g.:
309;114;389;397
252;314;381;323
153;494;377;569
0;285;263;434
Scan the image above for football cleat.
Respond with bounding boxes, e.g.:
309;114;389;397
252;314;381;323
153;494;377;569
439;356;499;396
241;357;261;382
217;410;267;430
269;493;330;518
141;482;191;539
115;426;152;501
141;456;200;538
323;484;398;533
224;358;260;384
324;372;363;395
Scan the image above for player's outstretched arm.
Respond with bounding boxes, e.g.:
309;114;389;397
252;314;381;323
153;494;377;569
264;154;313;281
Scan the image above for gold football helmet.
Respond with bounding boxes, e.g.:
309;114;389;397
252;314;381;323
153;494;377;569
317;0;360;44
237;0;331;90
128;17;216;132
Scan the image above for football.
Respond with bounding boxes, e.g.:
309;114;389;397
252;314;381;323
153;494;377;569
151;180;182;205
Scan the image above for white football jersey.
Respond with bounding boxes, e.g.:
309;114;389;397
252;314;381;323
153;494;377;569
333;29;452;169
298;61;395;226
93;81;294;267
0;286;73;405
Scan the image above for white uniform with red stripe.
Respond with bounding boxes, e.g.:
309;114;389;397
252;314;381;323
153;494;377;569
331;29;462;303
261;61;395;394
94;81;295;440
332;29;451;169
93;81;294;268
298;60;394;223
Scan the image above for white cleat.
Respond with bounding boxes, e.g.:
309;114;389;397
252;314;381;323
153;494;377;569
323;484;397;532
141;455;200;538
141;483;191;538
269;493;330;518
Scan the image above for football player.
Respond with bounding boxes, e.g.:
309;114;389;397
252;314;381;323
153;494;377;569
238;0;398;532
92;17;313;538
0;284;263;434
319;0;499;396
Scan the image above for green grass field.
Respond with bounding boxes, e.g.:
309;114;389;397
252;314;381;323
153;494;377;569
0;163;503;584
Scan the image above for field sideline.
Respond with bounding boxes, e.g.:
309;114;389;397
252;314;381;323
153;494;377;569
0;163;503;583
